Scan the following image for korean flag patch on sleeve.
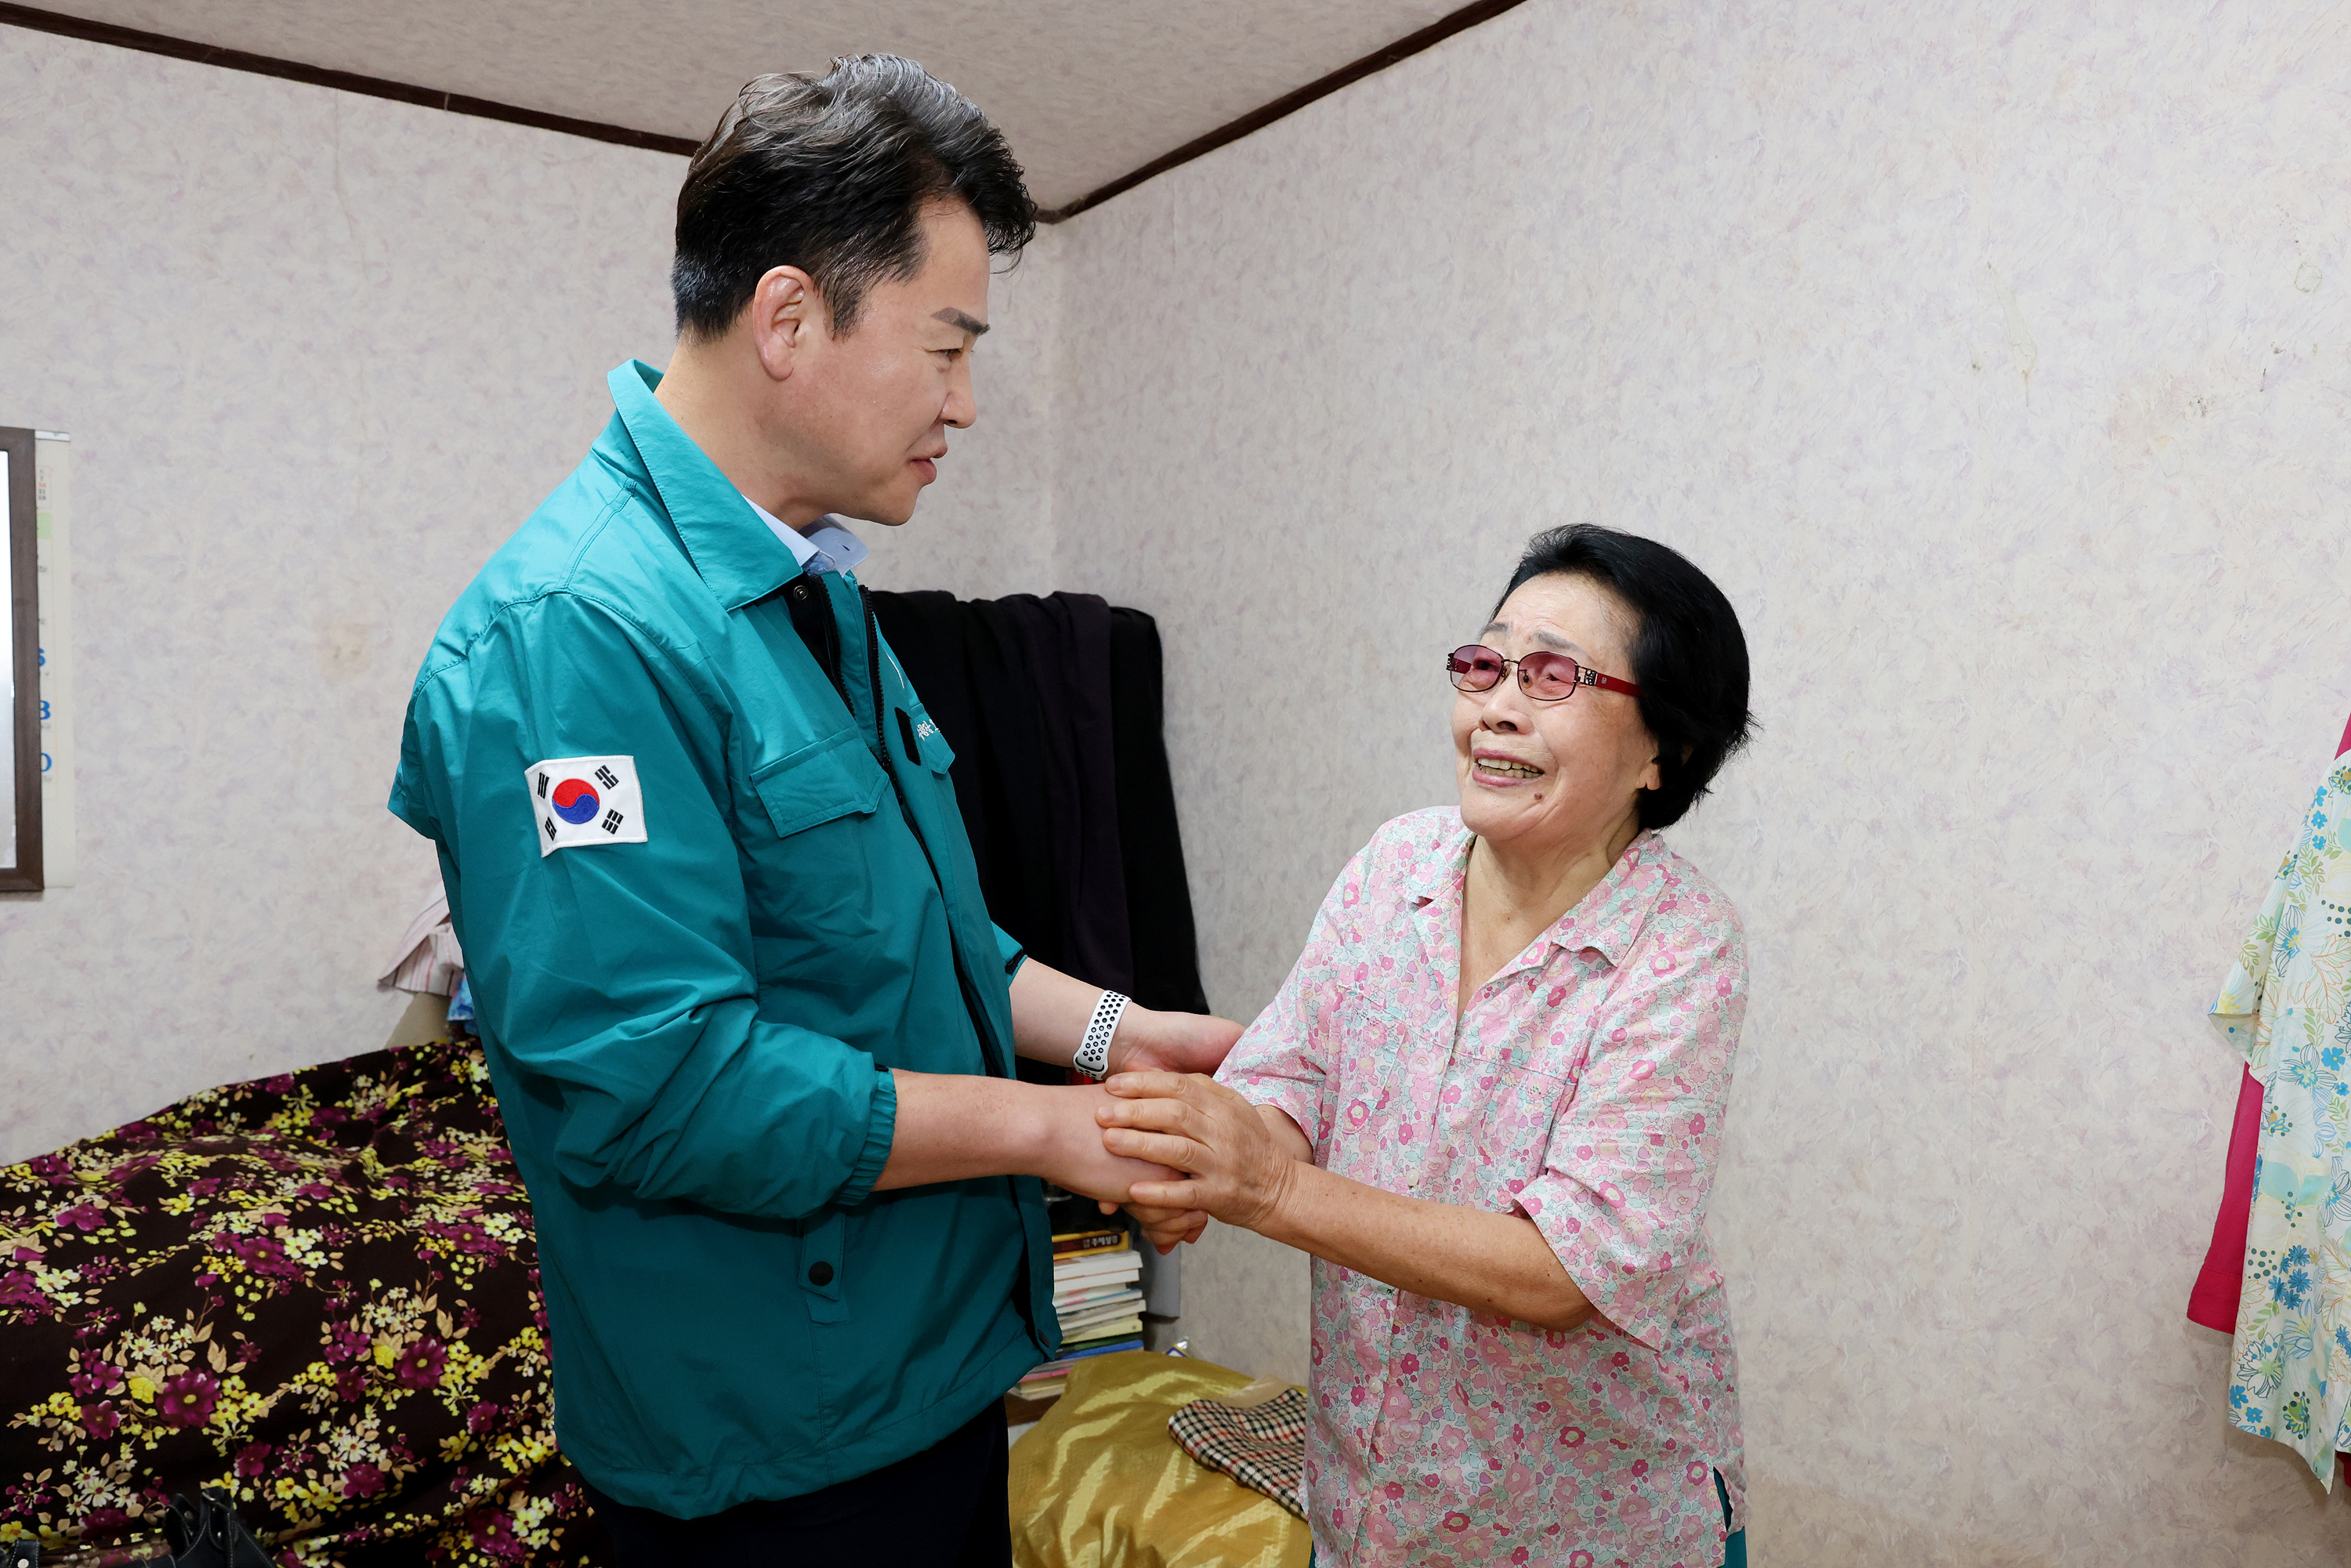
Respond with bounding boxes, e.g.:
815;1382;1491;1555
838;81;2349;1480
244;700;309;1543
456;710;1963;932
525;755;649;856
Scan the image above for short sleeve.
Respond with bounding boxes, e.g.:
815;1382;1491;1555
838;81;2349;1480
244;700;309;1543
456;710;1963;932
1516;905;1746;1351
1215;849;1373;1154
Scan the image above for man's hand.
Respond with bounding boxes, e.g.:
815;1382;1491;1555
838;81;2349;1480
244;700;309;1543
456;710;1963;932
875;1074;1181;1203
1124;1201;1208;1254
1034;1085;1186;1206
1007;961;1242;1080
1107;1006;1244;1077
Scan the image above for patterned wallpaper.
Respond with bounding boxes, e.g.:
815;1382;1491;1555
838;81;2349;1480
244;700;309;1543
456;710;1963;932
13;4;2351;1559
1042;0;2351;1559
0;29;1055;1161
856;245;1060;601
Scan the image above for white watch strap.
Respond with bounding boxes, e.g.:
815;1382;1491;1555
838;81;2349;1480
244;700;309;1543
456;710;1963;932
1075;990;1128;1079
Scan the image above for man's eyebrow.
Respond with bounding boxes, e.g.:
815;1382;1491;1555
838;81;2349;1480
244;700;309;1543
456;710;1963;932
1481;619;1586;656
933;308;989;337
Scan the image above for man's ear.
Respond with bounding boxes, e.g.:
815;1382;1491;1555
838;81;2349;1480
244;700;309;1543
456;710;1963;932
746;266;822;382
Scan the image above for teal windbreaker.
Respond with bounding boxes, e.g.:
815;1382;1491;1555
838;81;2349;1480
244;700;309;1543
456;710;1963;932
389;360;1057;1516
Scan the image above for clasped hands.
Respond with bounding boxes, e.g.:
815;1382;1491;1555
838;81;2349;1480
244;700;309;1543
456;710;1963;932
1041;1005;1300;1253
1092;1071;1302;1254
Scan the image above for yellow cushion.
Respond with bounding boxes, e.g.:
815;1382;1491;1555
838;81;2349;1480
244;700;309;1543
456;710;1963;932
1009;1351;1312;1568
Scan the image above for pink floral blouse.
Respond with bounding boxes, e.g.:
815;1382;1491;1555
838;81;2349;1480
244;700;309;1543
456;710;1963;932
1218;809;1747;1568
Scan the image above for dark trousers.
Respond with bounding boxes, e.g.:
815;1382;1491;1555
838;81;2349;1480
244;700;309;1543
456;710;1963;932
584;1402;1012;1567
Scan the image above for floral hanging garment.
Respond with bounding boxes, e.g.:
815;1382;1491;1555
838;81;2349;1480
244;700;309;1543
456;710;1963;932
2210;756;2351;1484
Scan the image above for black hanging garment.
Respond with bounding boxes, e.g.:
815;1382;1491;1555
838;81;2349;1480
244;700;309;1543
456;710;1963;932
1002;592;1133;995
867;589;1208;1030
955;596;1066;971
1107;607;1208;1014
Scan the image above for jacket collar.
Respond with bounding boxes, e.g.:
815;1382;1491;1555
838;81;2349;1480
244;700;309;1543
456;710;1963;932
600;360;803;610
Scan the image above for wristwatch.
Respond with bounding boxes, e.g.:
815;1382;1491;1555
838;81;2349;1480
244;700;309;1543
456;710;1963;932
1074;989;1129;1080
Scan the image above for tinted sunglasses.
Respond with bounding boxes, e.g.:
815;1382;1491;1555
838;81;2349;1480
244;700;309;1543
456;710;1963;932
1446;644;1643;704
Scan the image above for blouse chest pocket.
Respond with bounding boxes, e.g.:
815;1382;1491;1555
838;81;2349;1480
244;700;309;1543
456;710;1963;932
1322;986;1425;1181
1439;976;1596;1200
1444;1046;1578;1202
1330;986;1414;1092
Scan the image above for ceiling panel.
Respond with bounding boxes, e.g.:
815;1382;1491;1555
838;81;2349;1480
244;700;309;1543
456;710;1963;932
23;0;1459;208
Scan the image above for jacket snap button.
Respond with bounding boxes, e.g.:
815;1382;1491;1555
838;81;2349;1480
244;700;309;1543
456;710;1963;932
807;1262;834;1287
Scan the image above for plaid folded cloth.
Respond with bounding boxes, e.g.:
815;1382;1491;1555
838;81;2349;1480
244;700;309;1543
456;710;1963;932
1166;1385;1308;1519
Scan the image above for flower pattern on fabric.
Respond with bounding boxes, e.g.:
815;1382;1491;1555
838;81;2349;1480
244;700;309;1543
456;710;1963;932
0;1042;609;1565
1218;809;1746;1568
2212;759;2351;1484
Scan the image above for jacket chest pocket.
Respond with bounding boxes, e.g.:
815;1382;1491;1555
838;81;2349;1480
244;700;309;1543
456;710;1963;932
741;730;900;954
893;704;991;908
904;711;962;818
752;728;889;838
894;704;954;774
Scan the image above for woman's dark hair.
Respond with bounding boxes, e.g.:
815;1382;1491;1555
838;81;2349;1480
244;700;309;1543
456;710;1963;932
672;56;1035;339
1496;524;1755;830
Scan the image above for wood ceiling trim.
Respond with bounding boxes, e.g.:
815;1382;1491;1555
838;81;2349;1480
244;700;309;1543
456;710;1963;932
0;2;702;156
1036;0;1534;223
0;0;1534;220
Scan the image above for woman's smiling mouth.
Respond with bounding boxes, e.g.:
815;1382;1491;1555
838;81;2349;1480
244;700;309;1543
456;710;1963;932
1473;755;1543;780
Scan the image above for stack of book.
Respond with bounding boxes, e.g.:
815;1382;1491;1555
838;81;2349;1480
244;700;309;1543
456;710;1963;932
1012;1221;1147;1403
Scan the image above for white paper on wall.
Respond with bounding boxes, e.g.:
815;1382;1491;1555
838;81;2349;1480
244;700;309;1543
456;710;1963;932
35;431;73;888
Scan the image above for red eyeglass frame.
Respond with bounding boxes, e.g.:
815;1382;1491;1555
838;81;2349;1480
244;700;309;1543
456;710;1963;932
1446;644;1643;703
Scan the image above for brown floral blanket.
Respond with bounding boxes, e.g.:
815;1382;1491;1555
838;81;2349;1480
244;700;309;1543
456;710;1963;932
0;1041;610;1566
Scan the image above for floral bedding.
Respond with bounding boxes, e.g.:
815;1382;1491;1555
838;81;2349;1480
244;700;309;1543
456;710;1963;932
0;1041;610;1565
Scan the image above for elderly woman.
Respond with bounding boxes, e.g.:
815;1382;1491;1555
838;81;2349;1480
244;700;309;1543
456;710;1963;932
1099;524;1755;1568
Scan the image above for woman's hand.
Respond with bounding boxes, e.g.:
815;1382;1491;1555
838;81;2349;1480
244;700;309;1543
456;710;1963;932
1088;1015;1244;1240
1096;1072;1301;1231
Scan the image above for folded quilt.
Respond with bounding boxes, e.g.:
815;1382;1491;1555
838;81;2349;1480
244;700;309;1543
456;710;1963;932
0;1041;604;1566
1167;1385;1308;1519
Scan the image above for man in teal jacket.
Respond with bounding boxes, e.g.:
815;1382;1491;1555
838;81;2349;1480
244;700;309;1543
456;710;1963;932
389;57;1233;1565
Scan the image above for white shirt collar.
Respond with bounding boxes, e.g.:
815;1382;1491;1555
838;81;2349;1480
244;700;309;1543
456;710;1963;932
740;493;869;577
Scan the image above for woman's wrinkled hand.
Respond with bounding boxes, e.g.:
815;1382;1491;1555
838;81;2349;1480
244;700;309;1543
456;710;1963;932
1095;1072;1298;1233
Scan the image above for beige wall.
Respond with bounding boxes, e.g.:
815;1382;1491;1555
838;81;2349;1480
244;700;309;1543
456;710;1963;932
12;5;2351;1557
858;237;1062;600
1041;0;2351;1559
0;28;1054;1162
